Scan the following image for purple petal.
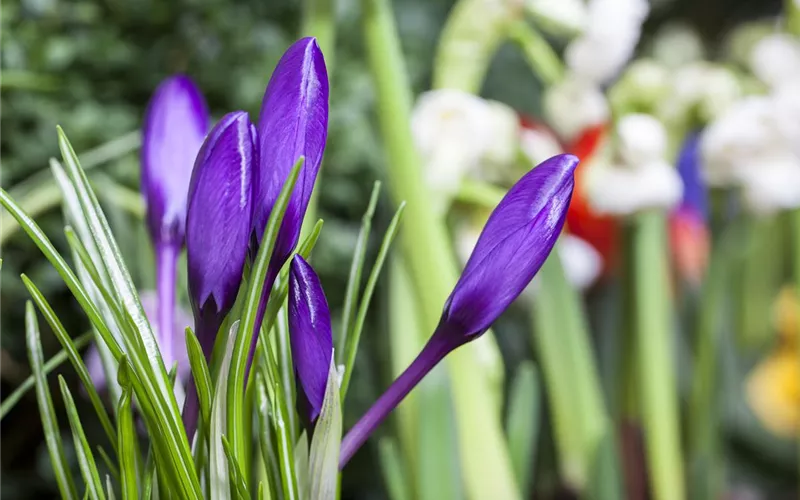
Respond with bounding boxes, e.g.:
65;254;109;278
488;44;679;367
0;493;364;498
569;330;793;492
186;111;255;334
676;131;707;221
443;154;577;337
254;37;329;265
142;75;210;247
288;255;333;424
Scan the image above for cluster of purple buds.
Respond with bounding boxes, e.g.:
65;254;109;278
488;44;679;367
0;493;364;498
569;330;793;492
136;35;577;461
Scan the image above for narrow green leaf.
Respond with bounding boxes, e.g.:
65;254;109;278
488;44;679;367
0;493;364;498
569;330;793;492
97;446;121;484
257;340;300;500
228;157;303;468
308;360;342;500
337;181;381;362
340;201;406;397
255;374;282;500
210;321;241;500
295;432;310;500
117;382;139;500
57;128;200;496
141;447;157;500
273;305;298;441
59;376;106;500
222;436;251;499
378;439;412;500
25;302;79;500
186;327;213;434
0;331;92;420
106;476;117;500
22;275;118;455
505;362;541;498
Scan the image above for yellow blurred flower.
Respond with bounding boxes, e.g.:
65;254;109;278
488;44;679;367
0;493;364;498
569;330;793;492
746;350;800;437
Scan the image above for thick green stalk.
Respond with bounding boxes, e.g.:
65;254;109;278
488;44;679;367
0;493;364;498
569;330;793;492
792;208;800;484
631;211;685;500
360;0;519;497
531;252;622;498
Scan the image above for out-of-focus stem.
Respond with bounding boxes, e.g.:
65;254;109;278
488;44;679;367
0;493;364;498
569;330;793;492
631;211;685;500
360;0;520;496
792;208;800;484
156;243;178;365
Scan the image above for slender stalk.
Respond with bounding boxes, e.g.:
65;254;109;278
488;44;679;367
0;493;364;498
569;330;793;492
631;211;685;500
155;243;178;364
507;20;564;86
360;0;520;496
792;208;800;485
339;333;451;467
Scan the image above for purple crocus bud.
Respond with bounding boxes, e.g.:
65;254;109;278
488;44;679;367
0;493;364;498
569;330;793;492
248;37;329;369
339;154;578;467
141;75;209;370
183;111;256;437
288;255;334;427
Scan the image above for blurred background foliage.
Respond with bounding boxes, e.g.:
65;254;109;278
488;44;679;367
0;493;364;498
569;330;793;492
0;0;795;498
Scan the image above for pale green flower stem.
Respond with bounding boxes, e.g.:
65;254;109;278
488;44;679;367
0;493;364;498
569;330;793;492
360;0;520;497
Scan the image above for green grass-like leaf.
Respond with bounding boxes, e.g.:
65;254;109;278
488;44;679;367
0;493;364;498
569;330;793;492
22;275;118;455
59;376;106;500
0;331;92;420
210;321;241;500
222;436;251;499
308;360;342;500
378;439;411;500
340;201;406;397
186;327;213;437
25;301;79;500
57;128;200;496
337;181;381;362
227;157;303;471
255;374;281;500
116;361;140;500
505;362;541;498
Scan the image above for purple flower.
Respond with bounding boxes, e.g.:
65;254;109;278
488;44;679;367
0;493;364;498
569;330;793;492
339;154;578;467
85;291;192;391
247;37;329;368
142;75;210;248
141;75;210;374
674;132;707;221
183;111;256;437
288;255;334;426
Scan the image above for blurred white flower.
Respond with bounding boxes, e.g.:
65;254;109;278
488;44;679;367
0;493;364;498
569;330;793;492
565;0;649;84
525;0;587;36
663;62;742;123
587;159;683;215
519;125;564;167
617;113;668;165
544;76;609;141
411;89;519;201
650;23;705;68
585;113;682;215
559;233;603;290
749;34;800;88
701;93;800;213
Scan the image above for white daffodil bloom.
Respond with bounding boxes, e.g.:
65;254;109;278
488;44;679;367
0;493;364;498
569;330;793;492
565;0;650;84
559;234;603;290
525;0;587;36
411;89;519;201
520;125;564;167
586;114;683;215
749;34;800;88
479;100;522;179
650;23;705;69
738;154;800;214
544;76;610;141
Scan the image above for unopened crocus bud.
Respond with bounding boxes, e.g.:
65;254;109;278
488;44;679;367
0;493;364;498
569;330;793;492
142;75;210;248
141;75;209;371
339;154;577;467
248;37;329;368
183;111;256;437
288;255;334;427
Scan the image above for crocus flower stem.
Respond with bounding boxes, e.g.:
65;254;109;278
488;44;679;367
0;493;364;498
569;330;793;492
339;330;454;468
155;243;178;365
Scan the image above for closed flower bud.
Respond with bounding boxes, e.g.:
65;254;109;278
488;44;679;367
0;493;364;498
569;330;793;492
141;75;210;247
339;154;578;467
186;111;256;353
288;255;334;426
